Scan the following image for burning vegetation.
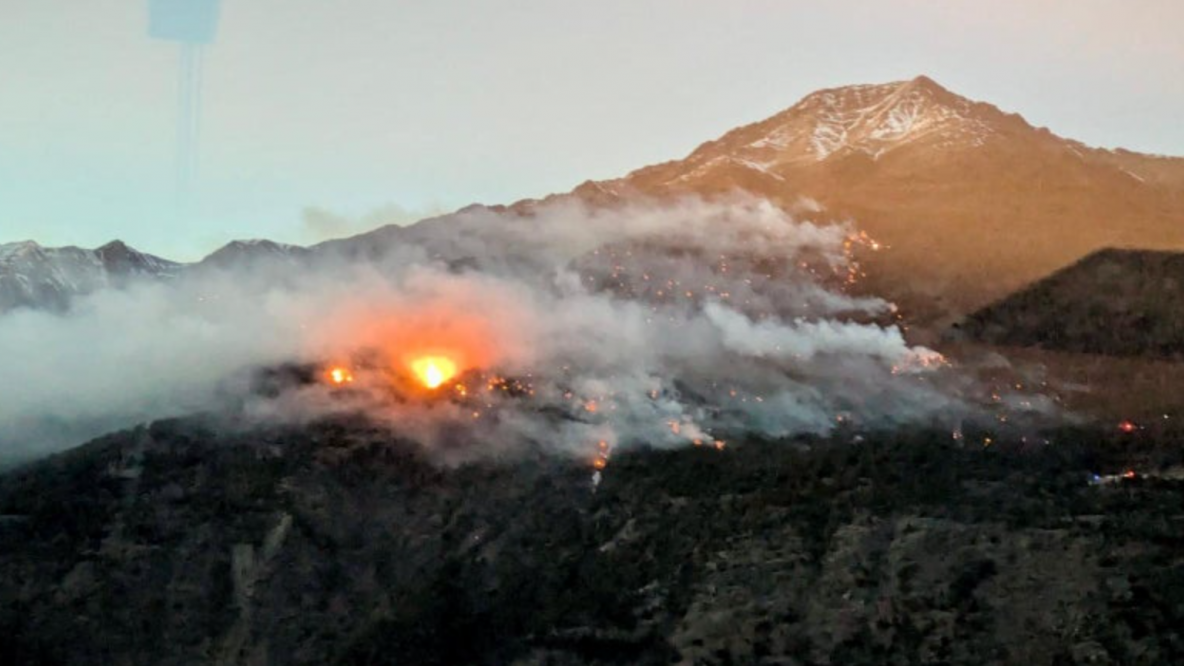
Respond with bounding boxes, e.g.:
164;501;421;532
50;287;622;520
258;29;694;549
410;356;458;389
0;196;1058;467
327;366;354;385
221;199;1054;473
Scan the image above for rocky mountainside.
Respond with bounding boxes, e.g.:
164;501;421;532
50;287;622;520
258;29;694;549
589;76;1184;320
194;239;311;273
0;240;179;314
324;76;1184;323
3;416;1184;665
0;239;309;314
959;248;1184;357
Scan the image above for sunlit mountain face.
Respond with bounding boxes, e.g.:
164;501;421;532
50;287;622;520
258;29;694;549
560;76;1184;322
8;76;1184;325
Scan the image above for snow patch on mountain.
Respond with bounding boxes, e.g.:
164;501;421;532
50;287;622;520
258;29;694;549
799;77;995;161
711;76;997;171
0;240;180;314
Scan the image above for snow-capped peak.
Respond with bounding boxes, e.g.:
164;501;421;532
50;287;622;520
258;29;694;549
647;76;1008;183
0;240;44;263
771;75;998;162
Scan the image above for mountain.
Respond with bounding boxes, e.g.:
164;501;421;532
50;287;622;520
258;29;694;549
629;76;1002;173
6;76;1183;322
397;75;1159;324
580;75;1184;320
324;76;1184;322
0;238;313;315
0;240;179;314
194;239;310;272
959;248;1184;357
4;415;1184;665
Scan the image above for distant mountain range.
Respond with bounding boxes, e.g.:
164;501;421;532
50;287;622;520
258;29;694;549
0;240;180;314
0;239;302;314
5;75;1183;319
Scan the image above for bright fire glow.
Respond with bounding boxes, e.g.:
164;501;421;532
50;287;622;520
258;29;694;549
411;356;458;389
327;367;354;385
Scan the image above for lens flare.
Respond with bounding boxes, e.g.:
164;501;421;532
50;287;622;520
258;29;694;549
411;356;458;389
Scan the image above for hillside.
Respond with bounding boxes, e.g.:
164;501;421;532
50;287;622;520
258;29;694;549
481;76;1183;321
960;248;1184;357
4;416;1184;665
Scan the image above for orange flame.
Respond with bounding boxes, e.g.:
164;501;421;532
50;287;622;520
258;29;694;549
592;440;611;470
327;366;355;385
410;356;458;389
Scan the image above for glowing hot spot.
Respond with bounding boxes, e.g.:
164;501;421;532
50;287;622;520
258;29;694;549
327;367;354;385
411;356;458;389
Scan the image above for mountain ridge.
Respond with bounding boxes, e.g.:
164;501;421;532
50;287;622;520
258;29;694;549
0;238;308;314
334;75;1184;321
5;76;1183;319
577;75;1184;320
960;247;1184;357
0;239;180;314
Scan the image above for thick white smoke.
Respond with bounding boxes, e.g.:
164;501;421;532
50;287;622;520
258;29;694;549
0;196;989;464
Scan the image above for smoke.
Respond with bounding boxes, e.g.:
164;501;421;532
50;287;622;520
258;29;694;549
301;202;449;243
0;196;1033;465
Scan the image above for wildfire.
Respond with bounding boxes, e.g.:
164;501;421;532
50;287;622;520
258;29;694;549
410;356;458;389
327;366;355;385
593;440;611;470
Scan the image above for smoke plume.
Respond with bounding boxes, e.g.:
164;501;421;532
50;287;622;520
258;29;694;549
0;196;1023;465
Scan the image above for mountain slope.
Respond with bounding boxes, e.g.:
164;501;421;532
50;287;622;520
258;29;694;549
960;248;1184;357
327;76;1183;323
581;75;1184;320
4;416;1184;665
6;76;1182;322
0;240;179;314
193;239;311;272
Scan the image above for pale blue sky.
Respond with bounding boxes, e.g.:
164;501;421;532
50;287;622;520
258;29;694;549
1;0;1181;260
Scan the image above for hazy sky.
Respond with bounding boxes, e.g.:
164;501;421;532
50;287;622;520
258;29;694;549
2;0;1181;260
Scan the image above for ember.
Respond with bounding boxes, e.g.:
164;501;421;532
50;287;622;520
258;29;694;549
593;440;611;470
